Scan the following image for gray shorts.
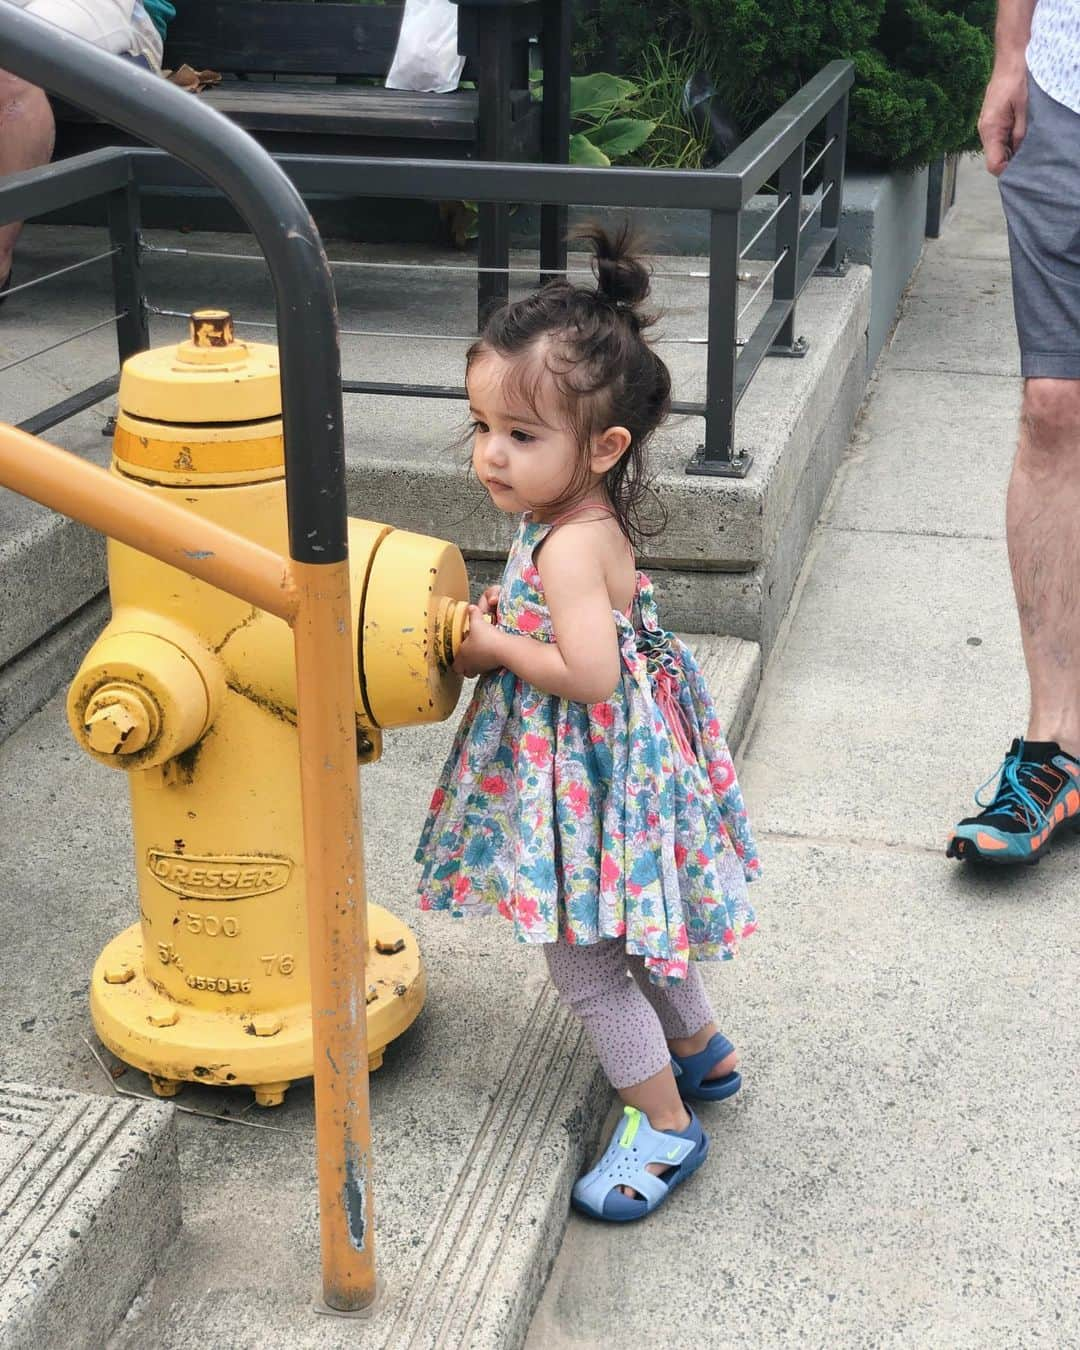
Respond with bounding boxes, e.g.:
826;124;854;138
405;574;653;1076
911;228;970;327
998;74;1080;380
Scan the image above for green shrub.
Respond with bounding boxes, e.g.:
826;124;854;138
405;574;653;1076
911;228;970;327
573;0;993;169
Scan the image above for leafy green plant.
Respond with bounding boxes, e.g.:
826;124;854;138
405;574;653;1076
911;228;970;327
622;40;717;170
443;70;657;248
572;0;993;169
531;70;657;166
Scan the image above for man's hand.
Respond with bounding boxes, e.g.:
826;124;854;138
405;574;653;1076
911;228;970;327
979;65;1028;176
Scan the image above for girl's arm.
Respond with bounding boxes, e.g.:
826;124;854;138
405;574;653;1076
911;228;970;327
454;526;622;704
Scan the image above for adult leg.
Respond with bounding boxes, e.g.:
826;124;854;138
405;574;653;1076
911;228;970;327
1008;378;1080;752
947;76;1080;865
0;71;55;285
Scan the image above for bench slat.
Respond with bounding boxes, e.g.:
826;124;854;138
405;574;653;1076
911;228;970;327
164;0;404;76
200;84;479;140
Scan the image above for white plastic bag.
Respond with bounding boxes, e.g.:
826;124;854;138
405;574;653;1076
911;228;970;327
385;0;466;95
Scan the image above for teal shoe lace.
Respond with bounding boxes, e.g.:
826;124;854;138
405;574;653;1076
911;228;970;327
974;740;1046;829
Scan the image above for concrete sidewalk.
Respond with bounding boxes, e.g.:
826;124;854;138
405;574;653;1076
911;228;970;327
528;159;1080;1346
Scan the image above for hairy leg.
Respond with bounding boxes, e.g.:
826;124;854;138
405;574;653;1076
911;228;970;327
1007;378;1080;753
0;71;56;282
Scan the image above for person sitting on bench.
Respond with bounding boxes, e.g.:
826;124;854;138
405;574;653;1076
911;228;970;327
0;0;173;300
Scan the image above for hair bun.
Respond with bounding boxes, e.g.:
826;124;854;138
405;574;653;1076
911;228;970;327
572;221;652;310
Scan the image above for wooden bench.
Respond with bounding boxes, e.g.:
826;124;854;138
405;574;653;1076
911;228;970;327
52;0;571;316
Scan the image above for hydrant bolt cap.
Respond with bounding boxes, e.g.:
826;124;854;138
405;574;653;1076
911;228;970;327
249;1015;283;1038
83;687;155;756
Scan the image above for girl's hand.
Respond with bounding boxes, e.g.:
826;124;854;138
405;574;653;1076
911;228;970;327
453;604;504;678
477;584;501;620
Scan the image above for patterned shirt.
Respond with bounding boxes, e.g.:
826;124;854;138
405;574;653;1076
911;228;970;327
1028;0;1080;113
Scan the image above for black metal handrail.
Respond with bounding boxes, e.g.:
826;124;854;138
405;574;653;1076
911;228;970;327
0;46;853;477
0;3;345;559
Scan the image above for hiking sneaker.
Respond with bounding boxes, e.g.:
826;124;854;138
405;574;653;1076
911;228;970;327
947;739;1080;865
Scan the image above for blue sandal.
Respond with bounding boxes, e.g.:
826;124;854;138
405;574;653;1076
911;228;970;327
671;1032;742;1102
571;1106;709;1222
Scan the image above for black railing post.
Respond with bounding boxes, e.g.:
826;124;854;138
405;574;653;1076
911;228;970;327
539;0;571;282
106;180;149;366
817;92;849;276
769;141;808;357
687;209;748;478
474;10;513;324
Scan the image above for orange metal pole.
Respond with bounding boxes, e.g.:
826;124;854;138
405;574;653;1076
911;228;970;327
292;559;376;1310
0;425;296;621
1;422;376;1306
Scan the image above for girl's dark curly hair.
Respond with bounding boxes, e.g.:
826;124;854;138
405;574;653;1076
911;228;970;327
467;221;671;545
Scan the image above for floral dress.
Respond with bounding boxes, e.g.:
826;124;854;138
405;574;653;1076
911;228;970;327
416;514;759;984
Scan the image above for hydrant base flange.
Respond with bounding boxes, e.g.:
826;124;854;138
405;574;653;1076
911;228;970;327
90;905;425;1103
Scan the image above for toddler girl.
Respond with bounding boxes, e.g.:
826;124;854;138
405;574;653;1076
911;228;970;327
417;225;759;1222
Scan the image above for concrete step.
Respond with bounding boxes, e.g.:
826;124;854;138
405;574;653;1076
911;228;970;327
0;398;112;744
0;409;110;671
0;597;109;744
1;633;758;1350
0;1083;180;1350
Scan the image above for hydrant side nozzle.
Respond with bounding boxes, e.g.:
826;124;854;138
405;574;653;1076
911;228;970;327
434;596;472;672
67;622;223;771
357;525;469;731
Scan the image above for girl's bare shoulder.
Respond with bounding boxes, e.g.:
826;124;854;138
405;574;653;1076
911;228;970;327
537;515;635;609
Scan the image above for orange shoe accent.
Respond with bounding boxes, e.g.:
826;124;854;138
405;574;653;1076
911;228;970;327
1067;789;1079;814
1055;803;1065;823
976;831;1009;851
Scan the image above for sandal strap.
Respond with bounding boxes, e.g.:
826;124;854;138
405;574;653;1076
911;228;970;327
671;1032;735;1090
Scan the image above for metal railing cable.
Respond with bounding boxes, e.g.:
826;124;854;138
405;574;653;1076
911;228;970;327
802;135;837;181
737;250;789;322
799;181;835;235
0;312;129;374
738;193;791;261
146;303;714;344
142;240;713;281
0;248;120;301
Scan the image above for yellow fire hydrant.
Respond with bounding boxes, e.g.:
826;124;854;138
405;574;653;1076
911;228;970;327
67;310;469;1106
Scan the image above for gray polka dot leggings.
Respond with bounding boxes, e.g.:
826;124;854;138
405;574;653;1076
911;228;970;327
543;937;717;1090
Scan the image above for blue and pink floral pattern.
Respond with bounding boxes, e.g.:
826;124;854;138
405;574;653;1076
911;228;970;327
416;515;759;984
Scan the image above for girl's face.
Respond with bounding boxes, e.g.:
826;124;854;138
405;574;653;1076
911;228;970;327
467;349;584;516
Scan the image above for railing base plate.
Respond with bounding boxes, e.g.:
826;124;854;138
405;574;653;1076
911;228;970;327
313;1279;384;1319
686;448;754;478
815;251;850;278
768;335;810;358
